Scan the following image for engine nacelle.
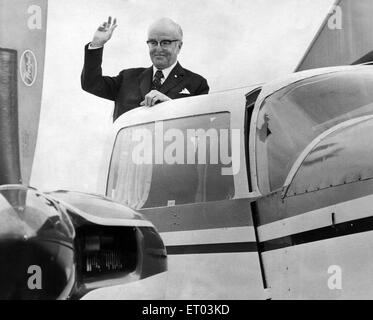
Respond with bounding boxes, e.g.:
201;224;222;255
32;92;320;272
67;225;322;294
0;185;167;299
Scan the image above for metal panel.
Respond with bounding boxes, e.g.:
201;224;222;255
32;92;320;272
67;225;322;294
296;0;373;71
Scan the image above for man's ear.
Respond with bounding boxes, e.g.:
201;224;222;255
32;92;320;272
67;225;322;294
178;41;183;50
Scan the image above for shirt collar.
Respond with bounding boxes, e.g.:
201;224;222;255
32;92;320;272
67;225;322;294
153;61;178;81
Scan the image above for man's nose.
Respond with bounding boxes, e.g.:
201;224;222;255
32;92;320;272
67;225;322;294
151;46;164;53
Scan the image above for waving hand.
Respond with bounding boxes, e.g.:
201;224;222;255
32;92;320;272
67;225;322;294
91;16;118;47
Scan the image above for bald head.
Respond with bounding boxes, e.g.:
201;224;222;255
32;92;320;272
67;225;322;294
148;18;183;41
147;17;183;70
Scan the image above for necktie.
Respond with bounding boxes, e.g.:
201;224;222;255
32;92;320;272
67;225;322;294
152;70;164;90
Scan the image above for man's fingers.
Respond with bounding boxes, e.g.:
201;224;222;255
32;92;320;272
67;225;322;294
97;21;106;31
147;94;156;106
143;90;169;107
98;18;117;32
142;91;170;108
112;18;118;31
144;96;150;106
151;95;158;106
146;95;152;106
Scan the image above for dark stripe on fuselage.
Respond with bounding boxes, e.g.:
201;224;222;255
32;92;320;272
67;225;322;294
139;198;253;233
259;214;373;252
256;178;373;226
166;241;257;255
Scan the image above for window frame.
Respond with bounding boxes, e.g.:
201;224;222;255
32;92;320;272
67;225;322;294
105;111;237;209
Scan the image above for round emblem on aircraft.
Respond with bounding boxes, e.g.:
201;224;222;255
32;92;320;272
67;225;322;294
20;49;37;86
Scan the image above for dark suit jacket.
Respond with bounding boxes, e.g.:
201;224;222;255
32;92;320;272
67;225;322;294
81;44;209;121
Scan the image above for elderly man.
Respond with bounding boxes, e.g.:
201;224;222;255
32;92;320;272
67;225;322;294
81;17;209;121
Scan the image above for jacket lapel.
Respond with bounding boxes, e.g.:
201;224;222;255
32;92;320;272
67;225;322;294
138;67;153;98
159;62;185;94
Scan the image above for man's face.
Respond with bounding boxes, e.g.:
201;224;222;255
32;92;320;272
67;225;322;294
147;24;182;70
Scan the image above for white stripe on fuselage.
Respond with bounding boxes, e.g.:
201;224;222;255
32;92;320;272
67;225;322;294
160;226;256;246
258;192;373;242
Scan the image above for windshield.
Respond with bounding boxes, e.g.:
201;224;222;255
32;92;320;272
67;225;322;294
107;112;235;209
256;69;373;192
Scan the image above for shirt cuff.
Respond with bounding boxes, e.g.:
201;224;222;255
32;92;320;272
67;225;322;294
88;42;103;50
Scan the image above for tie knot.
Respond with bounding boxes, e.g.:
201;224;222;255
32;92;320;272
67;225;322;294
154;70;164;80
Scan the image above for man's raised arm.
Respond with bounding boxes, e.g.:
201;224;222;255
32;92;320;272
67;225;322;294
81;16;121;101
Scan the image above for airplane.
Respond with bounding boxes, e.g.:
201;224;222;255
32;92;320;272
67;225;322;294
95;64;373;300
0;0;167;300
90;0;373;299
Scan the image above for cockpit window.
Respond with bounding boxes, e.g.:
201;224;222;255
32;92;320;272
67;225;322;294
107;112;235;209
256;69;373;193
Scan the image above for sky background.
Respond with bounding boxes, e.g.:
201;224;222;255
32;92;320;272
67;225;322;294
30;0;334;192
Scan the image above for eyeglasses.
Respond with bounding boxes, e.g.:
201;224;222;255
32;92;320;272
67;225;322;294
146;39;180;48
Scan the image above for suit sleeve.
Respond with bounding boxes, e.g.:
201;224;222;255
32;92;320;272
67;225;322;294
195;77;210;95
81;43;122;101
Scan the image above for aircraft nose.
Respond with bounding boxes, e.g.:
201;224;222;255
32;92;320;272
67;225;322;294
0;186;75;299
